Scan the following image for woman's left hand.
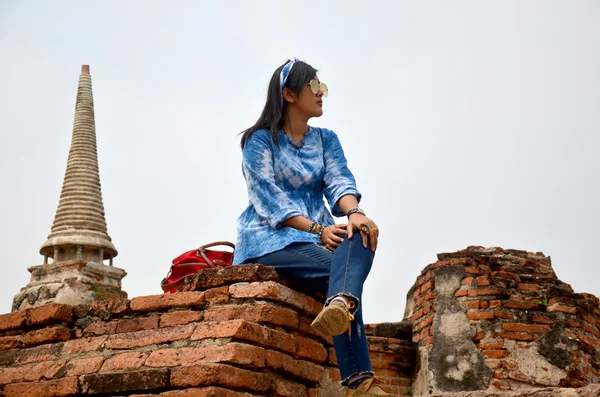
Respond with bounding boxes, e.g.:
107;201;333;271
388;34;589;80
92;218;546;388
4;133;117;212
346;214;379;251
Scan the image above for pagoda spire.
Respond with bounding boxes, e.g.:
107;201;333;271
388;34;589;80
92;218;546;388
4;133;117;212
13;65;126;311
40;65;117;265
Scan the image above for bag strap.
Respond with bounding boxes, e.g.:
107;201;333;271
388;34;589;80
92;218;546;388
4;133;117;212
196;241;235;268
160;276;184;292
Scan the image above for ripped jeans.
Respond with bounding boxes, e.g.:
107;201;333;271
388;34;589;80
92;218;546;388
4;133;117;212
246;236;375;384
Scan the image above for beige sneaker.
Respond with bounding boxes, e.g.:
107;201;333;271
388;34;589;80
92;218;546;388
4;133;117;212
345;378;392;396
311;300;355;338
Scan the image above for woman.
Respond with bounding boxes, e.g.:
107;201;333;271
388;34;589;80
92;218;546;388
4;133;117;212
234;58;388;396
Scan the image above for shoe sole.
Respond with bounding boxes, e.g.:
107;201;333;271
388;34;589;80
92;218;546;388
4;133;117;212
311;305;349;338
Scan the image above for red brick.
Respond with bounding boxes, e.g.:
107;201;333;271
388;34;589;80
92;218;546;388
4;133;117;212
0;360;66;384
474;332;485;341
145;343;266;368
467;311;494;320
485;359;502;369
517;283;541;293
479;341;504;349
502;323;550;334
5;376;78;397
494;310;516;320
454;288;468;297
492;271;521;282
532;315;554;325
192;320;297;356
23;325;71;347
64;356;104;376
327;366;341;381
547;303;577;314
63;336;107;354
501;332;534;341
476;276;490;286
106;324;196;349
482;349;509;358
203;304;299;329
327;347;337;366
80;369;169;394
204;286;230;303
412;308;424;322
0;311;27;332
115;316;159;333
160;310;203;327
296;335;328;363
504;300;541;310
266;349;323;383
181;264;279;291
28;303;74;326
582;322;600;339
83;319;117;336
137;387;257;396
463;277;474;285
424;291;435;301
415;316;433;331
101;351;148;372
420;281;433;295
130;292;205;312
229;281;322;317
0;335;22;350
170;362;271;392
467;288;506;297
480;301;489;309
82;299;129;317
15;343;63;364
489;300;502;308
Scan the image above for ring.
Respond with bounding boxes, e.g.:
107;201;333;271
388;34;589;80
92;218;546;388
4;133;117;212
359;224;371;234
371;227;379;232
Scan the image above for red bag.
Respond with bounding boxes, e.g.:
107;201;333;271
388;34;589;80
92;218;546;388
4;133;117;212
161;241;235;294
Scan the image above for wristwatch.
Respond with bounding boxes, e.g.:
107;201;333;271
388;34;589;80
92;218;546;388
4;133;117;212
346;207;365;218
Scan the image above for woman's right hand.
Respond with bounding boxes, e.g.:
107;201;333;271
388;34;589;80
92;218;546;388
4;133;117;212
320;224;347;251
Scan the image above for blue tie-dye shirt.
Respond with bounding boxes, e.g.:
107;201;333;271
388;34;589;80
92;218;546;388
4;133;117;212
233;126;361;264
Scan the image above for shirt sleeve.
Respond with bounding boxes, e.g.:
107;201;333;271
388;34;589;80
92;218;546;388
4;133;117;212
242;131;303;229
321;129;361;217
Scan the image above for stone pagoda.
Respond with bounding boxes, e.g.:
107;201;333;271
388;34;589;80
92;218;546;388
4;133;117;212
12;65;127;312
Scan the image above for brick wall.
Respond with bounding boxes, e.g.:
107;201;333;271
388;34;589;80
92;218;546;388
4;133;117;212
411;246;600;393
0;264;414;396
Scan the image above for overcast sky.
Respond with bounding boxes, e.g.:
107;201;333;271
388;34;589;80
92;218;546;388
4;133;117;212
0;1;598;322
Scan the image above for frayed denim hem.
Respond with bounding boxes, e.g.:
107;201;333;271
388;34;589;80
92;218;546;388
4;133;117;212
341;370;375;387
325;293;360;314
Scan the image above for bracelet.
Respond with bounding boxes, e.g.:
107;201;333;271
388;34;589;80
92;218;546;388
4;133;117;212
308;221;318;234
346;207;366;218
318;225;326;240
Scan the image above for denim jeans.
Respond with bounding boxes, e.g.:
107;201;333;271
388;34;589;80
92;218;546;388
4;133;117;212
245;236;375;384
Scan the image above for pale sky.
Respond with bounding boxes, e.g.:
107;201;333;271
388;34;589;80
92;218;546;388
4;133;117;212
0;1;598;322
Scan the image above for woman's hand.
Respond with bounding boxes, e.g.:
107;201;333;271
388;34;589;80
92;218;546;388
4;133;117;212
347;214;379;251
320;224;347;251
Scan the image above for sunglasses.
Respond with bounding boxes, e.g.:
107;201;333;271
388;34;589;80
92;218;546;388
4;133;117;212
308;79;328;97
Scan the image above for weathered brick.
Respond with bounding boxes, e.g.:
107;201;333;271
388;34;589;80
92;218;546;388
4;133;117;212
478;341;504;349
160;311;202;327
0;311;27;332
205;286;230;304
0;335;22;350
296;335;328;363
15;343;63;364
23;326;71;347
203;304;299;329
145;343;266;368
135;387;258;396
503;300;539;310
502;323;550;334
106;324;195;349
501;332;534;341
28;303;74;326
5;376;78;397
532;315;554;324
492;271;521;283
517;283;541;293
489;300;502;308
64;356;104;376
547;303;577;314
0;360;66;384
115;316;160;333
467;288;507;297
77;299;130;318
80;369;169;394
181;264;279;291
494;311;516;320
476;276;490;286
101;351;148;372
229;281;322;317
461;300;480;310
82;319;117;336
467;311;494;320
63;336;107;354
130;292;205;312
192;320;297;356
170;362;271;392
481;349;509;358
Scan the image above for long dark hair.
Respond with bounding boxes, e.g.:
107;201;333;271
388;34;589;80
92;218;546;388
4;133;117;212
240;59;318;149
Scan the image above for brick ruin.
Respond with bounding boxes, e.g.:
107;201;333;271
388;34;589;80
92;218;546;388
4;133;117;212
1;247;599;396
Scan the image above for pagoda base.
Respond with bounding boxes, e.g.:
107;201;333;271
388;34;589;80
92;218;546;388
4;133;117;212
12;259;127;312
